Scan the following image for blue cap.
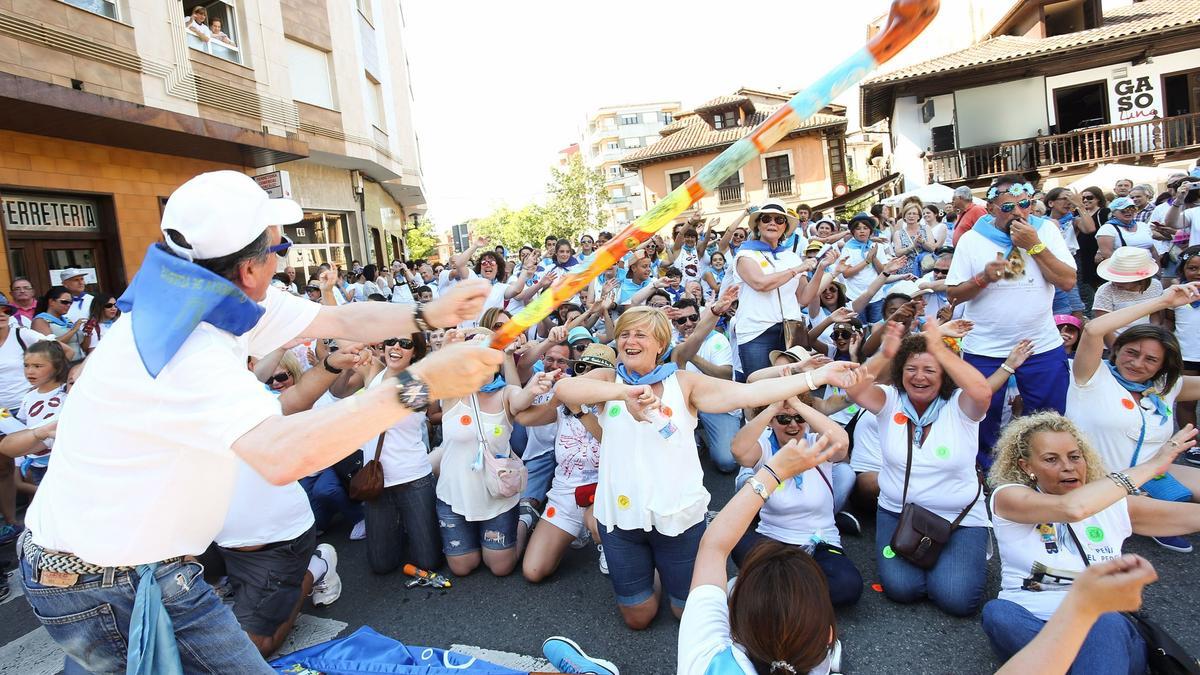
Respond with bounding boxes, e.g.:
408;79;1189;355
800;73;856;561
1109;196;1136;211
567;327;595;345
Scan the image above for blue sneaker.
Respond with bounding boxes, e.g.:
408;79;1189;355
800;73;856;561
542;636;619;675
0;523;22;546
1152;535;1193;553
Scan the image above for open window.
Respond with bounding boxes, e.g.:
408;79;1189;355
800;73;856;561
1052;81;1108;133
182;1;242;64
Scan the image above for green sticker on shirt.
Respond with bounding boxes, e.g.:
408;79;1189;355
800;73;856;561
846;404;859;414
934;446;951;460
608;405;621;418
882;545;896;559
1086;526;1104;542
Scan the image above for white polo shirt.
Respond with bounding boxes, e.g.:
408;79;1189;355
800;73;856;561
26;286;320;566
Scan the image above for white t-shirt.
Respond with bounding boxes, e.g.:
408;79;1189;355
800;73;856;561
1184;206;1200;247
733;248;804;345
215;459;314;548
875;386;988;527
26;286;320;566
0;327;53;411
947;217;1075;357
1148;203;1174;255
1066;362;1181;473
366;371;431;486
1096;219;1155;252
752;429;839;548
18;384;65;453
674;247;705;286
992;483;1130;620
551;405;600;490
683;331;739;418
678;584;831;675
839;243;888;302
523;392;557;461
64;293;93;323
849;409;881;473
1174;302;1200;362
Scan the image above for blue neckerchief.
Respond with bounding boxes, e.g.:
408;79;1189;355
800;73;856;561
126;563;183;675
72;294;87;308
970;215;1013;257
704;646;743;674
1106;361;1170;424
616;362;677;385
683;244;696;254
479;373;506;393
35;312;70;328
767;432;804;489
846;237;872;253
117;244;265;378
899;392;949;445
712;268;725;283
1106;217;1136;232
739;239;787;257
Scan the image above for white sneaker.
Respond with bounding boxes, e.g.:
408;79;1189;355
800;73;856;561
570;528;592;550
350;519;367;541
311;543;342;606
597;544;609;576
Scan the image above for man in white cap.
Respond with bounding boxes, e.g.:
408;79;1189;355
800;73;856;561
18;170;502;673
59;268;92;323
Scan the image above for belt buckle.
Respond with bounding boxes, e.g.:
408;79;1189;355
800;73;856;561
38;570;79;588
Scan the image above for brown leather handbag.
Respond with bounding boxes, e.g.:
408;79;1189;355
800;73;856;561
348;434;386;502
890;422;981;570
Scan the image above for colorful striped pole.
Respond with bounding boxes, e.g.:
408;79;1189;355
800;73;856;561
490;0;939;349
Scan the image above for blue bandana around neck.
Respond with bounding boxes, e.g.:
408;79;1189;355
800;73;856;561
768;432;804;489
1106;217;1137;232
970;215;1013;257
739;239;788;258
846;237;872;253
899;392;949;445
1106;361;1170;424
117;244;264;378
616;362;677;386
479;373;506;393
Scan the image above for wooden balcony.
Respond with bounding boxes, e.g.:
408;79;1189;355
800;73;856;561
718;182;744;205
766;174;795;198
924;112;1200;185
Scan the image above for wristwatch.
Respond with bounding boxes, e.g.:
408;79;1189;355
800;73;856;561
573;403;598;418
413;302;432;332
394;370;430;412
322;355;343;375
746;476;770;502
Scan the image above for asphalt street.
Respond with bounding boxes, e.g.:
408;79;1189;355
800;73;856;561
2;455;1198;674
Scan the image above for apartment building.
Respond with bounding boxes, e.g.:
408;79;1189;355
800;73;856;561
0;0;426;293
581;102;681;227
620;88;847;226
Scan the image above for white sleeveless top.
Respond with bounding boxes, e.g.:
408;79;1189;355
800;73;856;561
595;373;708;535
435;394;518;521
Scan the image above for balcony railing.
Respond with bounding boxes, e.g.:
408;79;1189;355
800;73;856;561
766;174;795;198
925;112;1200;184
718;182;744;205
610;195;629;204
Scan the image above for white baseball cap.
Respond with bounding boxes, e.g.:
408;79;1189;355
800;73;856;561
888;279;933;299
59;268;87;281
160;170;302;261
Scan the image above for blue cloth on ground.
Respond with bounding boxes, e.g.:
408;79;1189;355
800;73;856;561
270;626;524;674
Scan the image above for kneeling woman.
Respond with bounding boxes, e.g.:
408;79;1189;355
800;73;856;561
985;412;1199;674
846;320;993;617
730;395;862;607
557;306;860;630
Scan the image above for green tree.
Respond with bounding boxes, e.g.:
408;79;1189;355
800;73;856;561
404;218;439;261
470;204;549;253
545;153;609;238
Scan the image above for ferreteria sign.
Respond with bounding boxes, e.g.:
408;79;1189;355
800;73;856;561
1;193;101;232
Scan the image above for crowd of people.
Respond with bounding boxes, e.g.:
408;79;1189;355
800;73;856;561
5;165;1200;673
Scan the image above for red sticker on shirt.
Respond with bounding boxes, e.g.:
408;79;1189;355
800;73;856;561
460;415;472;425
545;506;556;518
893;413;909;425
1121;399;1135;410
661;406;673;417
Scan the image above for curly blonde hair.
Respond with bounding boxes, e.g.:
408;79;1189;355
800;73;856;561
987;412;1108;489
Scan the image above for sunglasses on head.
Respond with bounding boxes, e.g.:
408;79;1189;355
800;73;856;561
673;314;699;326
774;414;804;426
383;337;414;349
998;199;1032;213
268;372;291;384
758;214;787;225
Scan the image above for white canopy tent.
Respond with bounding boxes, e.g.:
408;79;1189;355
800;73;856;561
1065;163;1186;194
881;182;957;207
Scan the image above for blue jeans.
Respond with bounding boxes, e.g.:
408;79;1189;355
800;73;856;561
831;462;855;513
521;450;556;503
730;532;862;607
435;499;518;556
19;545;272;673
599;521;705;609
1052;286;1085;314
875;508;988;617
299;467;362;532
982;599;1146;674
365;473;442;573
737;324;783;382
697;412;741;473
964;345;1069;467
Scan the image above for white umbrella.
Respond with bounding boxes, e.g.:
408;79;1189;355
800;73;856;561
882;182;956;207
1065;163;1185;193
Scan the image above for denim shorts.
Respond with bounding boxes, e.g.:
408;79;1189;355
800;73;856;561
598;520;705;609
436;499;518;556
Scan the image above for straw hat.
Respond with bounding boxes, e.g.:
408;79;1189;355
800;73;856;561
1097;246;1158;282
767;345;816;365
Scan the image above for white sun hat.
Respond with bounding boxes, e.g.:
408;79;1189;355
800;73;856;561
1097;246;1159;283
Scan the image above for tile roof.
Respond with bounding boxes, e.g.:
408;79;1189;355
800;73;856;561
620;105;844;168
862;0;1200;86
693;95;752;113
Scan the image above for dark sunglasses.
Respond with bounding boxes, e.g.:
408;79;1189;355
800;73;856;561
572;361;595;375
383;337;414;349
571;342;590;351
758;214;787;225
831;330;853;340
104;302;117;308
998;199;1032;213
933;268;950;276
267;236;293;257
55;297;72;305
1081;194;1096;200
774;414;804;426
268;372;291;384
673;314;699;326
